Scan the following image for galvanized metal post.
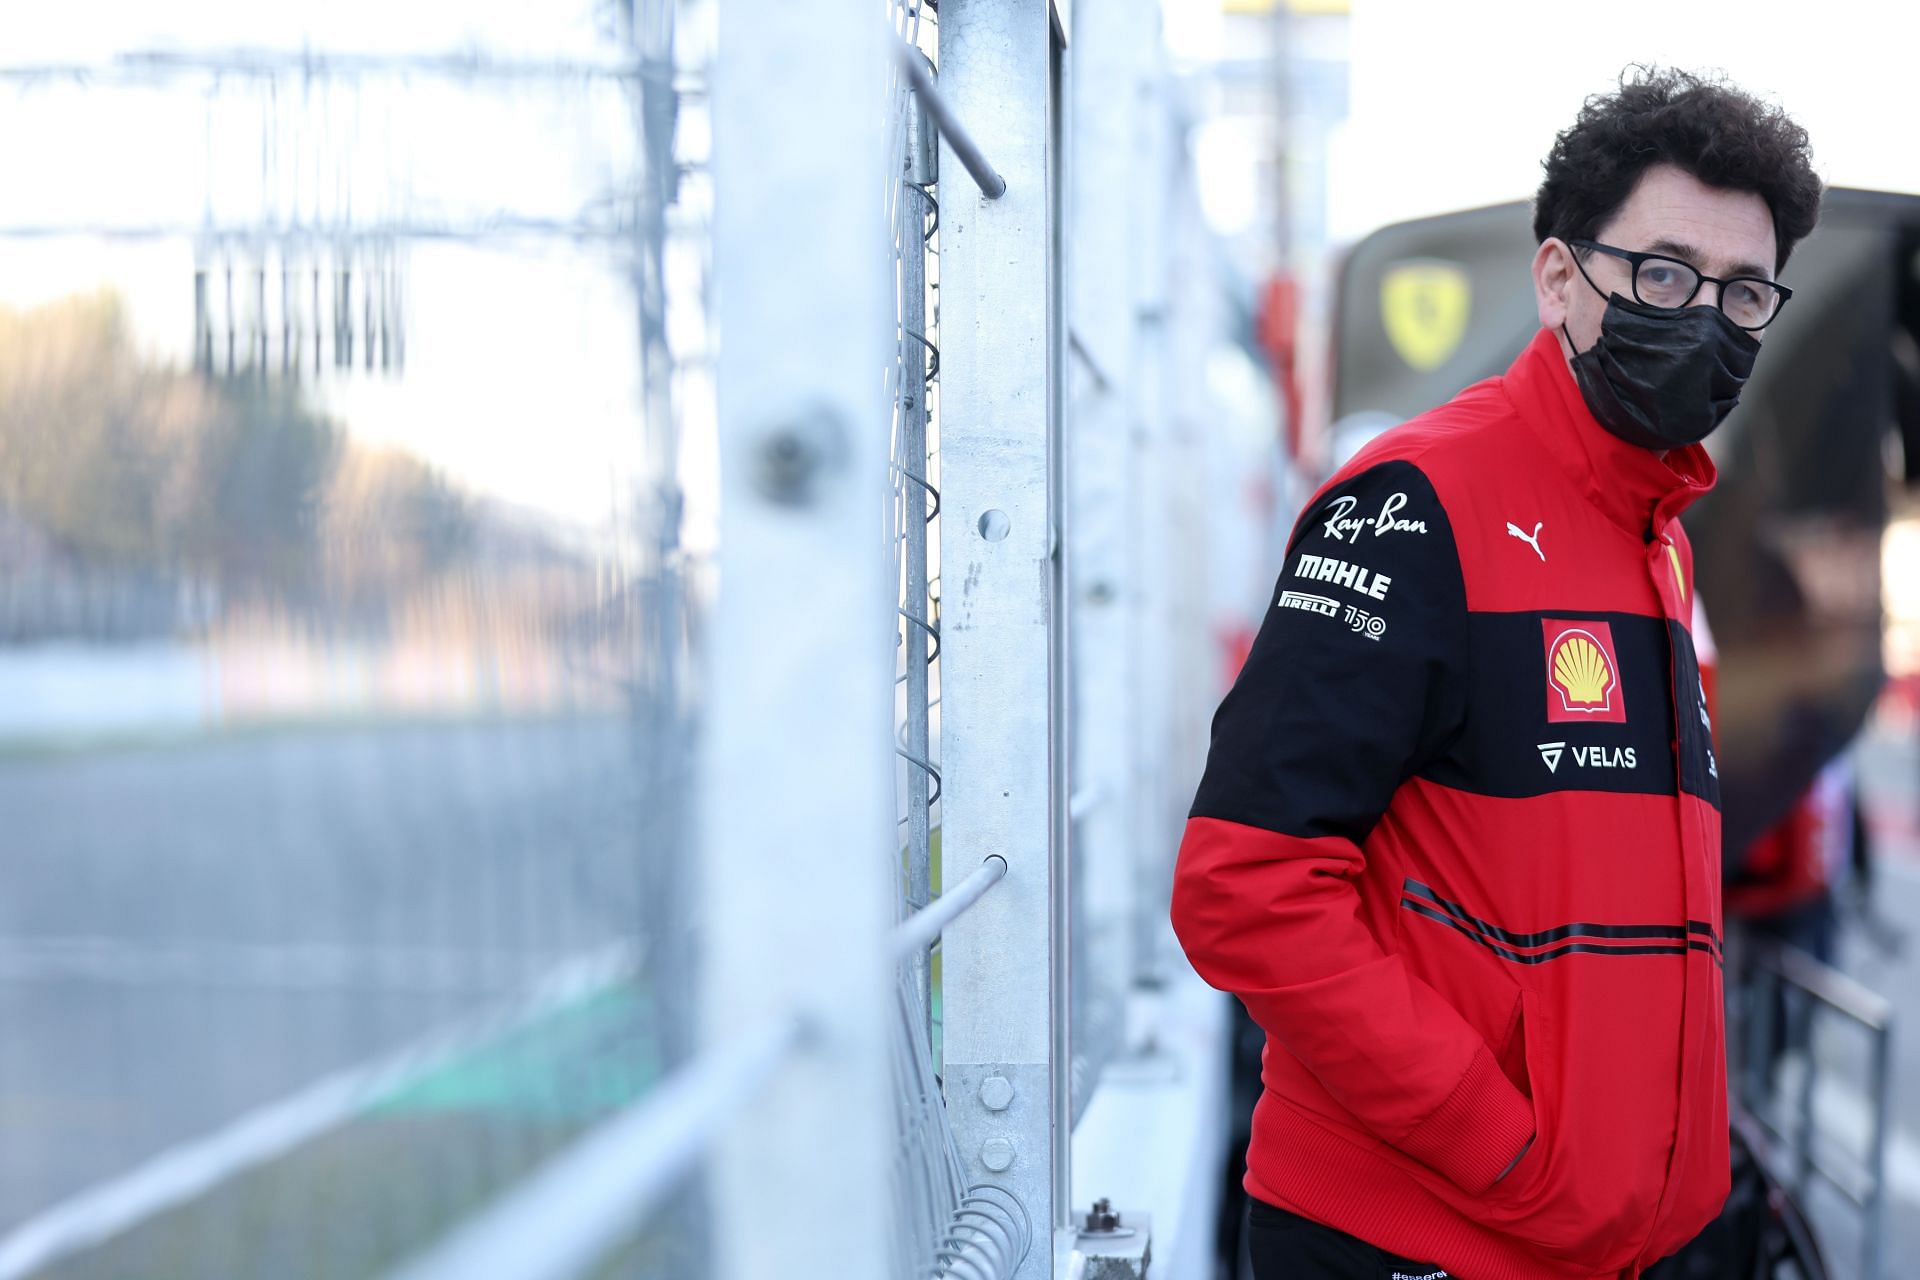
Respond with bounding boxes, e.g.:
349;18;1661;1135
902;63;938;1055
704;4;894;1278
1748;960;1777;1110
1128;69;1178;988
1790;984;1815;1192
1063;0;1158;1111
935;1;1066;1273
1866;1019;1891;1280
1161;136;1221;922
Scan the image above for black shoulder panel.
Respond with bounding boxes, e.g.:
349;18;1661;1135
1187;459;1468;842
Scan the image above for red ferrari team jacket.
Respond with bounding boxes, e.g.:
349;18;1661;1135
1171;327;1729;1278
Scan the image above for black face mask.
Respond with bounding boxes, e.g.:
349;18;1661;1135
1562;292;1761;451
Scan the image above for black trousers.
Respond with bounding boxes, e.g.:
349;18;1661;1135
1247;1197;1451;1280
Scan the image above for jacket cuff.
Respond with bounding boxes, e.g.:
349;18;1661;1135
1395;1045;1535;1194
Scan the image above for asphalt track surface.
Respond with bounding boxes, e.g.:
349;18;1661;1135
0;715;667;1276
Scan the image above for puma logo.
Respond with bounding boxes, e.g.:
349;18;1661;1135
1506;521;1545;561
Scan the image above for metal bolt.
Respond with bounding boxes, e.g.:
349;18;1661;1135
980;1137;1016;1172
979;1074;1014;1111
1079;1197;1135;1239
751;406;847;507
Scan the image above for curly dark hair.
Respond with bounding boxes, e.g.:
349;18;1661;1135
1533;67;1822;273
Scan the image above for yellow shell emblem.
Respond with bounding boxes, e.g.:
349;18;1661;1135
1551;633;1615;709
1381;259;1471;373
1665;542;1687;602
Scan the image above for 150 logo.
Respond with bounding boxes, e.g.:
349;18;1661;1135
1342;604;1386;640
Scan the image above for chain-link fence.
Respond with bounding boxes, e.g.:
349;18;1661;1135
0;3;711;1275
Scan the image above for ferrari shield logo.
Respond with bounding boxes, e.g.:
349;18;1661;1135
1381;260;1471;372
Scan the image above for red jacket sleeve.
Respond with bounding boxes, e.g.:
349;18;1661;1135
1169;459;1534;1194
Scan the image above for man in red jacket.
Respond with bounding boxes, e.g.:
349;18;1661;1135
1170;69;1822;1279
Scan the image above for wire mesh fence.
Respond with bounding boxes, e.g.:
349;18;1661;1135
0;2;1248;1275
891;0;945;1061
0;2;711;1275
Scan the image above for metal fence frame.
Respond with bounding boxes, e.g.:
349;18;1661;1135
0;2;1254;1274
934;4;1068;1274
1734;938;1894;1280
390;4;1052;1275
694;2;900;1276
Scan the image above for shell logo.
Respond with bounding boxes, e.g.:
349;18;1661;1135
1551;633;1614;709
1542;619;1627;724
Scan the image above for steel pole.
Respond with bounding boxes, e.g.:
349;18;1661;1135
704;2;895;1276
935;2;1063;1272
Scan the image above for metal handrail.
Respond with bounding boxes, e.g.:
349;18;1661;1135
387;853;1008;1280
894;856;1009;963
385;1013;805;1280
894;42;1007;201
1738;940;1892;1280
1763;939;1893;1029
0;48;656;81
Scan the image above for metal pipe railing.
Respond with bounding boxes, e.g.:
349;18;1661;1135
0;218;633;243
385;1014;805;1280
1737;940;1893;1280
387;853;1008;1280
0;48;654;81
1765;938;1894;1030
894;855;1009;963
894;41;1007;201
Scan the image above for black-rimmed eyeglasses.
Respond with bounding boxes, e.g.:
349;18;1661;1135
1568;238;1792;331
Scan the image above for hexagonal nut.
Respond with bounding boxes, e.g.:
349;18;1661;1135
979;1074;1014;1112
980;1136;1017;1172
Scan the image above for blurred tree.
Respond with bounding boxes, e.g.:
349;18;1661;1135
0;290;472;613
0;292;176;561
319;443;475;607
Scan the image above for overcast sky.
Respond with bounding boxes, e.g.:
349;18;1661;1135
1333;0;1920;240
1162;0;1920;243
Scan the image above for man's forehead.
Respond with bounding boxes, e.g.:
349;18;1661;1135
1598;164;1779;278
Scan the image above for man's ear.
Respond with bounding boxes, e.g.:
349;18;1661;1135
1533;237;1574;332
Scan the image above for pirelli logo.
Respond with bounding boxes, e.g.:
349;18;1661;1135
1276;590;1340;617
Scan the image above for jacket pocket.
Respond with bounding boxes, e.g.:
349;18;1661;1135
1391;889;1533;1067
1496;982;1530;1098
1484;989;1549;1205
